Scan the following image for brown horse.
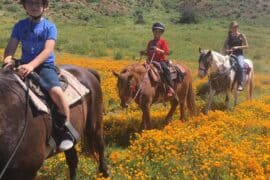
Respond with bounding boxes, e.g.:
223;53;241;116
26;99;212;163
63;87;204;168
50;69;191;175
113;62;196;129
0;65;108;180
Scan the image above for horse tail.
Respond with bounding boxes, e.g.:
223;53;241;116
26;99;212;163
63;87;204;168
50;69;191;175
186;80;197;116
248;69;254;100
88;69;101;83
82;70;104;161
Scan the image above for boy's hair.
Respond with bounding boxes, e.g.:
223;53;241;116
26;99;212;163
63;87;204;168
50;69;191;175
20;0;49;7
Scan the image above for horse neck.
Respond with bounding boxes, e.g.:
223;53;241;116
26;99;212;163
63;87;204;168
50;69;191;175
129;65;148;84
210;52;231;72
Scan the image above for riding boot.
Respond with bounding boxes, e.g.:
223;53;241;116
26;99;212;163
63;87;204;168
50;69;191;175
59;121;80;151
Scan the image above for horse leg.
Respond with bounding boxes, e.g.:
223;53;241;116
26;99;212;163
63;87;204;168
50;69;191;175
64;147;78;180
233;87;239;106
247;73;254;100
95;129;109;177
2;169;37;180
165;98;178;123
204;88;215;114
141;107;151;129
140;98;151;129
225;89;230;109
179;100;186;122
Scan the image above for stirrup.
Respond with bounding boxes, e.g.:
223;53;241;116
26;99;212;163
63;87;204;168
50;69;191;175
64;121;80;142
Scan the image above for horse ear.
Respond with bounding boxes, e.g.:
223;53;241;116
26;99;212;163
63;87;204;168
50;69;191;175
207;50;212;55
112;71;120;78
199;47;202;53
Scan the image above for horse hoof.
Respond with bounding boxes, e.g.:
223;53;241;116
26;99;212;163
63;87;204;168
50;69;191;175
99;166;109;178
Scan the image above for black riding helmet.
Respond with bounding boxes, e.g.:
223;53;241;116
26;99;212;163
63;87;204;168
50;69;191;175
152;22;165;32
20;0;49;20
20;0;49;7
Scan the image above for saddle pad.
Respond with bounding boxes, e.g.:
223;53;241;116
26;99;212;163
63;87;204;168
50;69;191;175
14;74;49;113
177;64;186;73
14;70;89;114
60;69;89;105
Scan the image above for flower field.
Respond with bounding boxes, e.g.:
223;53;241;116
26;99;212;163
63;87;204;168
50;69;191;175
33;53;270;179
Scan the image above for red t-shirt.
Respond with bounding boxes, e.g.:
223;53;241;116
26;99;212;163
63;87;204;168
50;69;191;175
147;38;169;62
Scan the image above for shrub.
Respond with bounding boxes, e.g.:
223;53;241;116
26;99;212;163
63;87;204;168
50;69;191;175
6;5;21;13
179;8;199;24
114;51;123;60
134;10;145;24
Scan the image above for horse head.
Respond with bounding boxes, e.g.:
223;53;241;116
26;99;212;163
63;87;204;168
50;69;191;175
198;48;213;78
113;68;139;108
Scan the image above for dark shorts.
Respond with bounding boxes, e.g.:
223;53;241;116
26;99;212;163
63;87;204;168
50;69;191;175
35;64;61;91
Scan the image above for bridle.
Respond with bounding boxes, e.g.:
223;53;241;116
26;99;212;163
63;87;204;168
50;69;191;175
198;53;211;74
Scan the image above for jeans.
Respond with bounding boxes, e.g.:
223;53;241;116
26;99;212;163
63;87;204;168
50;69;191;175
159;61;173;87
237;55;244;86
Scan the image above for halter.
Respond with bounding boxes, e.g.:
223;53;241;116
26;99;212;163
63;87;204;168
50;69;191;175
198;52;211;73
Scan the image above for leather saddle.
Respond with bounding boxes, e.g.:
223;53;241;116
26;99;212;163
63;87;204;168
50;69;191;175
229;55;251;75
145;61;185;83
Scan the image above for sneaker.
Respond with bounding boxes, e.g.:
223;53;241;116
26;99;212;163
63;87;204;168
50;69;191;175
59;132;75;151
237;85;244;91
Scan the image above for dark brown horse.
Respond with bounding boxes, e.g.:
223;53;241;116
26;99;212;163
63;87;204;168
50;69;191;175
0;65;108;180
113;62;196;129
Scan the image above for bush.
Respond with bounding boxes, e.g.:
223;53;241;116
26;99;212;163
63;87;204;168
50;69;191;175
134;10;145;24
179;8;199;24
114;51;123;60
6;5;21;13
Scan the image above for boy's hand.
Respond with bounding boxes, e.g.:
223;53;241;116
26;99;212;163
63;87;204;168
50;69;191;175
18;64;34;79
2;62;14;69
154;47;164;53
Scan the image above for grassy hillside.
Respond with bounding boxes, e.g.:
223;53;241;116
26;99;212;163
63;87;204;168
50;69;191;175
1;0;270;24
1;12;270;74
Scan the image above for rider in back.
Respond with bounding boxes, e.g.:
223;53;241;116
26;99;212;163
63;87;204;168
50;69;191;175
223;21;249;91
3;0;79;151
141;22;174;97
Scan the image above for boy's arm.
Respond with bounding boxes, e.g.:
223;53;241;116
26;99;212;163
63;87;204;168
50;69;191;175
18;39;55;78
29;39;55;68
4;37;19;63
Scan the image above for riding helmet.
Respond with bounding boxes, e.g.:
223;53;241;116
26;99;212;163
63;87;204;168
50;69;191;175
152;22;165;32
20;0;49;7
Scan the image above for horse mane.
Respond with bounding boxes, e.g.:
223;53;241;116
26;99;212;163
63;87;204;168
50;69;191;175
211;51;229;62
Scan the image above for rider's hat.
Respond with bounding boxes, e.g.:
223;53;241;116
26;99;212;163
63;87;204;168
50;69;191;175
152;22;165;32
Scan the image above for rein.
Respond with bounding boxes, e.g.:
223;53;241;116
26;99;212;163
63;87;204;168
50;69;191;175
0;76;30;178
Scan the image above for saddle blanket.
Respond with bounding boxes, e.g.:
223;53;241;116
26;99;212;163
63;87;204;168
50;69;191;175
14;69;89;114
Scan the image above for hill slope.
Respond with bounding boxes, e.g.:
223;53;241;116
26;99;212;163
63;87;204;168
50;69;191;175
1;0;270;25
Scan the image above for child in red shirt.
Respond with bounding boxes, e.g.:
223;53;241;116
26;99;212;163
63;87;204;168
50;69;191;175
144;22;174;96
